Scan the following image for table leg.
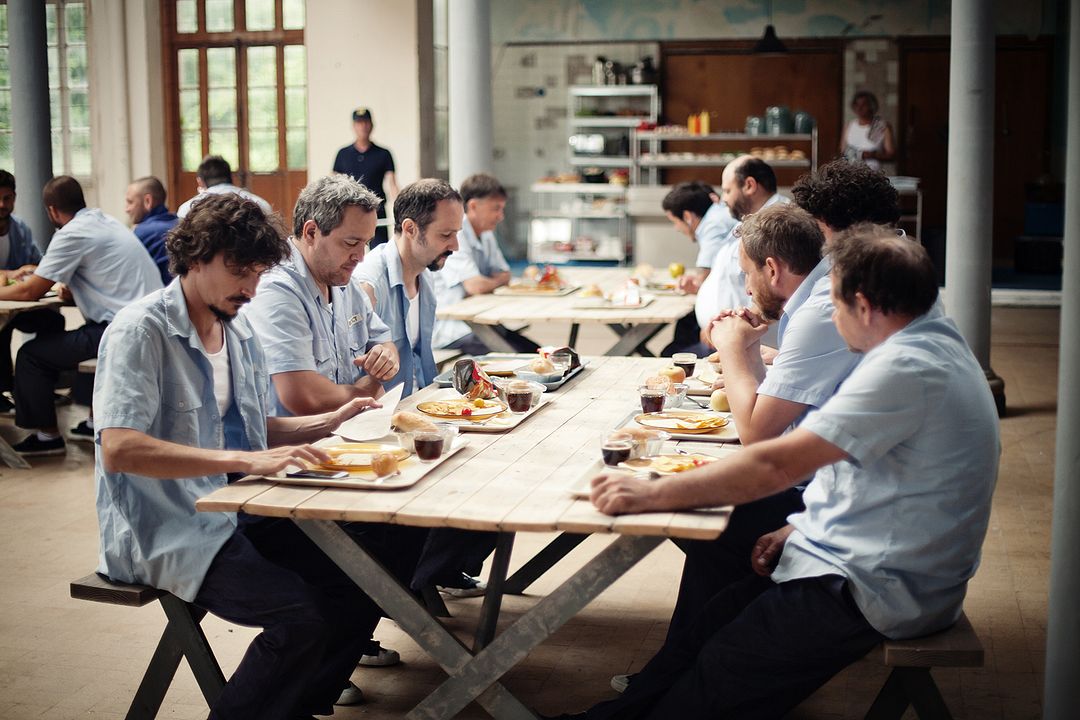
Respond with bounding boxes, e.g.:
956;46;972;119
410;535;664;720
294;519;536;720
466;323;519;354
0;436;31;469
604;323;664;357
473;532;515;652
503;532;588;595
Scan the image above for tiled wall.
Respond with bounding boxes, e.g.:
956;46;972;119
843;38;900;175
492;42;659;258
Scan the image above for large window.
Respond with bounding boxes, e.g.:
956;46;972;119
0;0;91;178
164;0;306;214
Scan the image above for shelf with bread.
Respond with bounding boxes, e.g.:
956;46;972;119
630;127;818;185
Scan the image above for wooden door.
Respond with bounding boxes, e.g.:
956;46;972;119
161;0;308;218
899;37;1053;267
660;40;844;188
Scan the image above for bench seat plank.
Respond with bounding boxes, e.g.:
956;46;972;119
882;612;984;668
70;572;164;607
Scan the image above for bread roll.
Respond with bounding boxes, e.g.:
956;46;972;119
392;411;438;434
530;357;556;374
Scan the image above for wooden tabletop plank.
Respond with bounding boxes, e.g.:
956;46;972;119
242;484;326;518
196;480;277;513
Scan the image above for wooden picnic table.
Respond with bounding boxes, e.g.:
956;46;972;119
0;297;65;469
197;356;733;719
437;267;696;357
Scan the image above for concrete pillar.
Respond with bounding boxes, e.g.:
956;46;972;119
945;0;1005;411
448;0;493;186
1043;0;1080;716
7;0;54;251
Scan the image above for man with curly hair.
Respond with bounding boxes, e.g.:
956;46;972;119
790;158;900;241
94;193;387;719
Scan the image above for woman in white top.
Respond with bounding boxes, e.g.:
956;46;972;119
840;91;895;171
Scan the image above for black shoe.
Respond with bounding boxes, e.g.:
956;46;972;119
13;434;66;456
67;420;95;443
437;573;487;598
0;395;14;416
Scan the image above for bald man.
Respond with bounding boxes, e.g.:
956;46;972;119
125;176;178;285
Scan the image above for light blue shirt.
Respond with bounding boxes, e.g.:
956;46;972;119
758;257;860;412
2;215;42;269
353;240;438;396
246;241;392;416
694;202;737;270
432;215;511;348
772;311;1000;638
35;208;163;323
176;183;272;218
94;280;271;602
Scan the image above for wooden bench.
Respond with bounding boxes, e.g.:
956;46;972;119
71;573;225;719
77;358;98;374
865;612;983;719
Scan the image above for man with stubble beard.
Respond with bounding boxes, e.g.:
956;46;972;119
353;179;461;396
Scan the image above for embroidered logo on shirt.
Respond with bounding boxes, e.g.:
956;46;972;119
347;314;362;327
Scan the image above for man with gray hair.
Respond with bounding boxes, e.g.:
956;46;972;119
247;174;398;416
246;174;411;697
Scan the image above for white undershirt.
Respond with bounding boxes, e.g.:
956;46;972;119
0;233;10;269
204;325;233;418
406;288;420;348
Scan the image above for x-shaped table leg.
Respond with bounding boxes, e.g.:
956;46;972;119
296;520;537;719
604;323;664;356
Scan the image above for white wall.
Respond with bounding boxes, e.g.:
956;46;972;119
86;0;166;223
306;0;422;198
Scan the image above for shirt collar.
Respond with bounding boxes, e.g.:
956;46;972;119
144;204;170;221
163;277;252;346
781;256;832;319
283;240;330;306
696;203;728;237
460;215;480;248
386;240;407;290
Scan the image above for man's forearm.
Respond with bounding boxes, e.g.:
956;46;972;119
462;271;510;296
101;428;251;478
274;371;377;417
718;344;767;433
267;411;338;446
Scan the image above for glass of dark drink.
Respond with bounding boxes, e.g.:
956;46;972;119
638;386;666;414
672;352;697;378
601;438;633;467
413;432;445;463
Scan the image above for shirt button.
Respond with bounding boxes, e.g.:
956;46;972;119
178;401;185;407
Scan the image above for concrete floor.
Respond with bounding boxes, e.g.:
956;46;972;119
0;306;1057;719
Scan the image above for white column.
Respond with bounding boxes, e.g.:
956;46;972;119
448;0;493;186
945;0;1005;410
7;0;54;250
1044;0;1080;716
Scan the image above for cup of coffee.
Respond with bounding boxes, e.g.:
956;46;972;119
672;353;697;378
601;433;633;467
412;432;445;463
638;385;666;414
504;380;544;414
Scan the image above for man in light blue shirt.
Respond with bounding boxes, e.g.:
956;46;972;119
0;176;162;456
433;173;535;354
575;225;999;719
353;179;461;396
177;155;272;218
95;192;384;718
247;174;397;416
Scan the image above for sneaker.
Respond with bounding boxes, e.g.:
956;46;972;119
0;395;14;416
437;573;487;598
68;420;95;443
13;434;65;456
334;681;365;706
610;673;634;693
358;641;400;667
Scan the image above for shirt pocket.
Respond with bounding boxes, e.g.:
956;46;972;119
161;381;204;446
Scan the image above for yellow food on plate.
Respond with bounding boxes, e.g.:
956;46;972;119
416;398;505;417
392;411;438;434
658;365;687;384
579;283;604;298
623;453;718;474
710;389;731;412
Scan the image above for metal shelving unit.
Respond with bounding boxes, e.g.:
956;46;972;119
527;183;629;264
630;129;818;184
568;85;659;170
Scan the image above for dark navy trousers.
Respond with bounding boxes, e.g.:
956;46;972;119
576;574;885;720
